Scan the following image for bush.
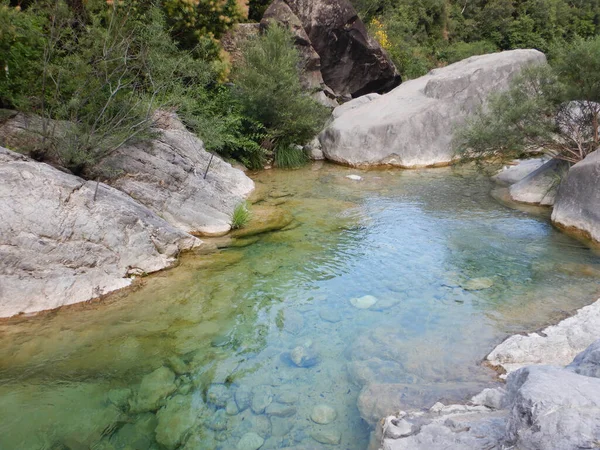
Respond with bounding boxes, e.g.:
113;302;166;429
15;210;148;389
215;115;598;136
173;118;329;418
231;201;251;229
233;24;329;166
455;36;600;165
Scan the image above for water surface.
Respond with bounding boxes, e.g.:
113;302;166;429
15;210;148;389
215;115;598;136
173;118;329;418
1;163;599;450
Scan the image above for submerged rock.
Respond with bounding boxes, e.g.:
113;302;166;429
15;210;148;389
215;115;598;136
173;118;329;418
111;413;158;449
311;428;342;445
350;295;378;309
552;149;600;242
207;383;231;407
235;385;253;412
310;404;337;424
460;278;494;291
155;394;198;449
320;50;545;168
130;366;177;413
251;385;274;414
265;402;297;417
288;344;320;368
0;147;201;318
237;432;264;450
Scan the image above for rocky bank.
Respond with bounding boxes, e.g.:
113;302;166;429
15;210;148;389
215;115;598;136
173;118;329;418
0;112;254;317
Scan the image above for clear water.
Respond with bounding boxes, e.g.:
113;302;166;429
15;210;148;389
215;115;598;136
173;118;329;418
1;163;599;450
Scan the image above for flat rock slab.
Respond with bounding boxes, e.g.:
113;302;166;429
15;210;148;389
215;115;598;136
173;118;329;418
492;158;548;185
487;298;600;376
0;147;200;318
320;50;546;168
509;158;568;206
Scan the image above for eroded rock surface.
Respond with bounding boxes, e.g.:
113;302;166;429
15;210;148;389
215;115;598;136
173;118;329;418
492;157;548;185
321;50;546;168
487;298;600;376
380;339;600;450
101;112;254;237
552;149;600;242
0;147;201;318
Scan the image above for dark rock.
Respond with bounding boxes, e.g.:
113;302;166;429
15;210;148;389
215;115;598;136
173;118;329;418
261;0;400;98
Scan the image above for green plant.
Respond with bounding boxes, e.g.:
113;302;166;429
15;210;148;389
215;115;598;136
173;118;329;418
231;201;251;229
233;24;329;166
274;145;308;169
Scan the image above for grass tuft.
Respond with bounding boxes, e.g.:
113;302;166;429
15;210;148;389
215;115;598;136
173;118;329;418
231;201;251;229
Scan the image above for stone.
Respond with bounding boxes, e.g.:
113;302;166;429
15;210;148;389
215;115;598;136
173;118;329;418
320;50;546;168
470;388;505;410
0;147;201;318
206;408;229;431
332;93;381;119
509;158;568;206
107;388;132;411
230;205;294;239
305;137;324;160
276;391;299;404
567;338;600;378
265;402;297;417
155;394;198;449
226;400;240;415
251;385;274;414
283;310;305;335
271;416;294;437
207;383;231;407
346;174;363;181
235;385;253;412
102;111;254;237
311;428;342;445
460;278;494;291
237;432;265;450
382;416;413;439
350;295;378;309
487;298;600;376
310;404;337;424
130;366;177;413
552;149;600;243
261;0;400;98
504;365;600;449
492;158;548;185
289;345;320;368
319;309;342;323
110;413;158;449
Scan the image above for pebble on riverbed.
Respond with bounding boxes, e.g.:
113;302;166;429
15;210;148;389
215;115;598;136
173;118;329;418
311;404;337;424
350;295;378;309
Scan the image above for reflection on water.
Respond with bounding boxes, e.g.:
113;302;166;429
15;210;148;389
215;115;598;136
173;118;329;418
1;163;599;450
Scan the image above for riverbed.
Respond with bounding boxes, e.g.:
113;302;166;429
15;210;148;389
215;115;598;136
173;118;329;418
1;162;599;450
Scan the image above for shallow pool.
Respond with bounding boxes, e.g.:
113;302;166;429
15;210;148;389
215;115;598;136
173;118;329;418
1;163;599;450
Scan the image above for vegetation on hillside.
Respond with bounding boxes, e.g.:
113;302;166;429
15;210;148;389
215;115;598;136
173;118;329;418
357;0;600;79
455;36;600;164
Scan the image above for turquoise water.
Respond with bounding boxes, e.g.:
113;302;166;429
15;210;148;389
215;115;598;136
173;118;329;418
1;163;599;450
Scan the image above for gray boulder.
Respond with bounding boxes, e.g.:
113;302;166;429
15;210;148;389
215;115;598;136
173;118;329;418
320;50;546;168
332;93;380;119
101;111;254;237
509;158;568;205
0;147;201;318
492;157;548;185
568;338;600;378
504;365;600;449
552;149;600;242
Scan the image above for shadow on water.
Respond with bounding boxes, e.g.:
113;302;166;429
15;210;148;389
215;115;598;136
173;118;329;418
0;162;599;449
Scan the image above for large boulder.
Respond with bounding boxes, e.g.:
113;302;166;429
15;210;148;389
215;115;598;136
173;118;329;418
320;50;546;168
508;158;568;206
260;0;400;98
492;157;548;185
0;146;201;318
100;112;255;237
552;149;600;243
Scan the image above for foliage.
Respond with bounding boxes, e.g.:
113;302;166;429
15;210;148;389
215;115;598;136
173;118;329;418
455;37;600;164
231;201;251;229
358;0;600;80
233;24;329;166
274;144;308;168
0;2;45;110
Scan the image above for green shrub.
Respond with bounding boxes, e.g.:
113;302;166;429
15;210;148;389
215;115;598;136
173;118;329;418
274;145;308;169
231;201;251;229
233;24;329;166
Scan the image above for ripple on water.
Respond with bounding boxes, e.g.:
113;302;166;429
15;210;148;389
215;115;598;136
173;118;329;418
0;163;599;449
